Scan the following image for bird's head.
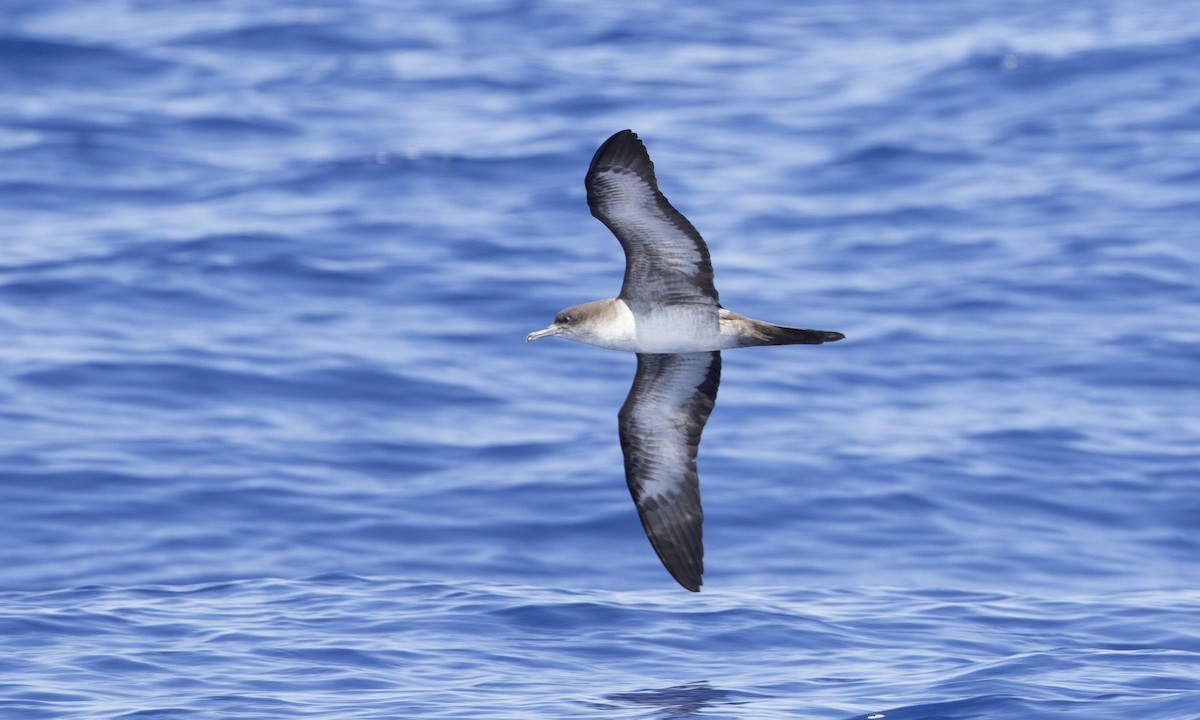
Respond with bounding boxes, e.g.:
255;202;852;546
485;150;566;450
526;300;611;344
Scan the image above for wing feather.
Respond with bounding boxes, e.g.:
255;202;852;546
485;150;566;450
586;130;719;307
618;351;721;591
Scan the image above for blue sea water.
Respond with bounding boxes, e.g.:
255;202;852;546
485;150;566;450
1;0;1199;717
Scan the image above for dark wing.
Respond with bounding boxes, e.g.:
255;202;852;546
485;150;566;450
618;351;721;592
586;130;720;308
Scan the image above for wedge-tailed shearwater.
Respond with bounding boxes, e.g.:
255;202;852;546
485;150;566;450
527;130;844;592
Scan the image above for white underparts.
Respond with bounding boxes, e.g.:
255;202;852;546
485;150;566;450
568;299;755;353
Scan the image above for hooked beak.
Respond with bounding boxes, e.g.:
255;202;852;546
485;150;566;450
525;325;559;343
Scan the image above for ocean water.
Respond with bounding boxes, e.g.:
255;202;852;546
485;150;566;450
1;0;1198;718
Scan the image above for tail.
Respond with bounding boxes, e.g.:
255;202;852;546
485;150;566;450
739;319;844;348
753;324;845;346
720;309;845;347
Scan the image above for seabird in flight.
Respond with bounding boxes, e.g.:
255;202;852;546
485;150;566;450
527;130;844;592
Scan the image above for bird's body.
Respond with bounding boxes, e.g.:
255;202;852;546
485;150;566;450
527;130;843;591
529;299;838;353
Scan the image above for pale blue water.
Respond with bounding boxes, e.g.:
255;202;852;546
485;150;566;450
1;1;1198;718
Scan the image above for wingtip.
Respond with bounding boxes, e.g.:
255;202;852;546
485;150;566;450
660;556;704;593
661;548;705;593
666;568;702;592
589;129;649;175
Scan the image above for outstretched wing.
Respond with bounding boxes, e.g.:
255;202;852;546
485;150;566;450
618;351;721;592
586;130;720;308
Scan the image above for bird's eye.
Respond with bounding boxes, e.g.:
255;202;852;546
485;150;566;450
560;314;573;324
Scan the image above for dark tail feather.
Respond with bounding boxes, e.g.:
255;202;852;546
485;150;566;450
751;323;845;346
